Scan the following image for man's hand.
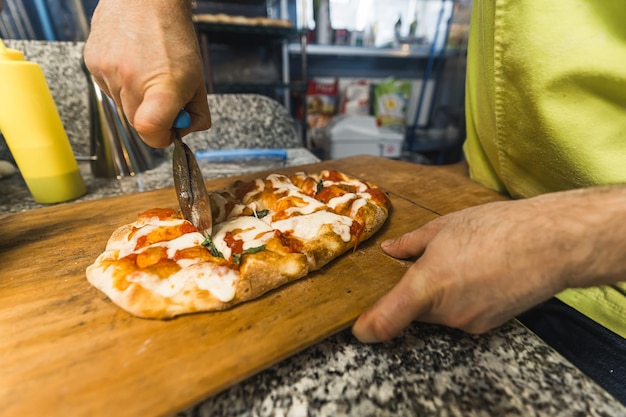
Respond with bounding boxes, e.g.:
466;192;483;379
352;187;626;343
84;0;210;148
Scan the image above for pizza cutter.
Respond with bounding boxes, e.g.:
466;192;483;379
172;109;213;236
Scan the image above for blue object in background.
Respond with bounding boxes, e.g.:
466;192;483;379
195;149;288;163
33;0;55;40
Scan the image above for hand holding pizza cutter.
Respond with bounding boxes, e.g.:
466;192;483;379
172;109;213;237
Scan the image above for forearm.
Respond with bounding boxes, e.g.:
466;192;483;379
532;185;626;289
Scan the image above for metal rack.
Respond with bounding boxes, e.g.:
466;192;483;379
194;0;304;115
0;0;89;41
289;0;469;164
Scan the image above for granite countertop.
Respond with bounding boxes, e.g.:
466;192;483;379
0;147;319;214
1;40;625;417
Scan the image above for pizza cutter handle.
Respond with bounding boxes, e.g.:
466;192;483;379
173;109;192;129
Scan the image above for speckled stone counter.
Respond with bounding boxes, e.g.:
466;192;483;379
1;41;625;417
185;322;624;417
0;146;318;214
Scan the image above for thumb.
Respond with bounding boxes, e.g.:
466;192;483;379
352;263;432;343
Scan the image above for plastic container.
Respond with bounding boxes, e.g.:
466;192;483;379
0;39;86;204
321;115;404;159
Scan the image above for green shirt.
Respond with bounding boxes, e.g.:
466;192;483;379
463;0;626;338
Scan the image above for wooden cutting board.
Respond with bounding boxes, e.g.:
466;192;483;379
0;156;507;417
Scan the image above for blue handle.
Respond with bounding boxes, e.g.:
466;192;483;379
195;149;288;162
34;0;56;41
173;109;192;129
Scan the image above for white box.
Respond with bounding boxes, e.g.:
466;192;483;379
321;115;404;159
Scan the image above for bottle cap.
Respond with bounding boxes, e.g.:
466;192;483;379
0;39;25;61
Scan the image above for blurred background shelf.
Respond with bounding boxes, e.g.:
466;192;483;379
194;21;298;40
193;0;300;123
288;43;433;58
0;0;473;164
211;81;306;94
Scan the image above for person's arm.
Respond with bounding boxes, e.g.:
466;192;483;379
352;185;626;342
83;0;210;148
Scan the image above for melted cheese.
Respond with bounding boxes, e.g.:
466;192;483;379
327;193;357;210
136;216;184;228
126;269;189;298
268;174;315;197
212;215;275;260
228;201;259;219
126;262;237;301
165;232;206;267
284;193;325;215
242;178;266;202
350;196;368;218
238;173;362;242
101;173;379;306
323;178;368;192
112;219;196;258
191;264;238;301
107;217;241;301
272;210;353;242
327;192;370;218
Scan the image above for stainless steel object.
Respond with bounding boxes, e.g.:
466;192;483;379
172;110;213;236
82;66;164;179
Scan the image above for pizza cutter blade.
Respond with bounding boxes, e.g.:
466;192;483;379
172;109;213;236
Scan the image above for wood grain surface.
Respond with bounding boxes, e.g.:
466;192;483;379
0;156;507;417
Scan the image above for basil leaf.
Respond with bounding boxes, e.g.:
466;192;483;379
242;245;266;255
201;235;224;258
316;179;324;194
255;209;269;219
232;244;266;265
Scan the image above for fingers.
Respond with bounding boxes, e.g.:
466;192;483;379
126;85;211;149
352;263;433;343
353;218;444;343
187;86;212;132
82;0;209;149
381;219;441;259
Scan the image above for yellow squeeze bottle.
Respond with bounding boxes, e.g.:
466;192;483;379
0;39;86;204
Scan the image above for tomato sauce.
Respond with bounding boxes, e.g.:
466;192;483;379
315;185;346;203
300;177;320;196
224;231;245;256
143;258;181;280
322;170;344;182
365;188;390;207
101;256;136;290
136;246;169;269
276;230;303;253
350;220;364;252
138;208;178;221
